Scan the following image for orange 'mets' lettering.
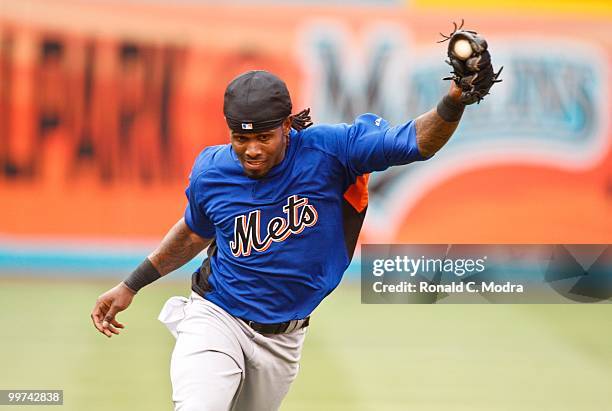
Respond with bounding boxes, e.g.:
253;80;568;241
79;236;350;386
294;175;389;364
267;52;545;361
230;195;318;257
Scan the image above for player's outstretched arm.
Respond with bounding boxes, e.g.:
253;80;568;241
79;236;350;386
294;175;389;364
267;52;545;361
90;218;212;338
416;23;502;158
414;81;463;157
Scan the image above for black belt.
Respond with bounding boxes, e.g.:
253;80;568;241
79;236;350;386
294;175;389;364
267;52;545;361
242;316;310;335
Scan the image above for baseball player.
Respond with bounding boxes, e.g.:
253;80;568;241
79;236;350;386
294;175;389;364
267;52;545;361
91;25;501;411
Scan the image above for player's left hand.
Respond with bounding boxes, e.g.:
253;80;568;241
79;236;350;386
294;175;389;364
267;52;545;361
448;79;462;102
439;20;503;105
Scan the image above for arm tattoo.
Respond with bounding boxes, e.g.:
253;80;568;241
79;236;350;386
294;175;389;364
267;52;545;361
148;218;212;276
415;108;461;158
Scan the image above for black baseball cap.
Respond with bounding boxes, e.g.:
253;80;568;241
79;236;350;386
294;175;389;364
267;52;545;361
223;70;293;133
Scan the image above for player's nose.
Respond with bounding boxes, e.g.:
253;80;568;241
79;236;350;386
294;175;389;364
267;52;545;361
244;142;262;159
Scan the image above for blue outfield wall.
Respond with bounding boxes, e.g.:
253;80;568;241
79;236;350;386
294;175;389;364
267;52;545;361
0;242;361;281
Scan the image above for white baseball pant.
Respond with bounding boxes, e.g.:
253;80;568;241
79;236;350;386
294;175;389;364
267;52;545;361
158;292;306;411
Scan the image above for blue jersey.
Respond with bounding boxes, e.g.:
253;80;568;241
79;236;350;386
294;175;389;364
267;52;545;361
184;114;428;323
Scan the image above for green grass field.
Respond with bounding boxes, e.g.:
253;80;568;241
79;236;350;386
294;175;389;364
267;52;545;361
1;278;612;410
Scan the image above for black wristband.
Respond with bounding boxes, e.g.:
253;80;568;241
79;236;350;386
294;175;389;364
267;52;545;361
436;95;465;122
123;258;162;293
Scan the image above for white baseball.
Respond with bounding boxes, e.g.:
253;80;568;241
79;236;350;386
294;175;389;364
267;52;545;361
452;39;473;60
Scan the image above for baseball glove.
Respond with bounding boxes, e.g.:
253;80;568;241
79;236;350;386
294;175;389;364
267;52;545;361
438;20;503;105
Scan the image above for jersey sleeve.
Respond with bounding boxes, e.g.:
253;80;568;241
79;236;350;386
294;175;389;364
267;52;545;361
324;113;430;178
184;172;215;239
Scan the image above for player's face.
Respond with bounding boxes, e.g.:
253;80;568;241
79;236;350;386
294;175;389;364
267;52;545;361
231;120;290;179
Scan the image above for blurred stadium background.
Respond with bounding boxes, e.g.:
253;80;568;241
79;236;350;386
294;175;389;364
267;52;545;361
1;0;611;410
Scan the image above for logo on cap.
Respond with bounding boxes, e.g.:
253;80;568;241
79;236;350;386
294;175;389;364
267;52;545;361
241;123;253;130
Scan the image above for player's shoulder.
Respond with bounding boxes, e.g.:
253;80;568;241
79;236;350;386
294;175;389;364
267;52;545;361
297;113;386;152
297;122;349;154
189;144;233;181
348;113;389;131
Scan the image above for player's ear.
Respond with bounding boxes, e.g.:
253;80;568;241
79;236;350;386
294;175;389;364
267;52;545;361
281;117;291;145
282;117;292;136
